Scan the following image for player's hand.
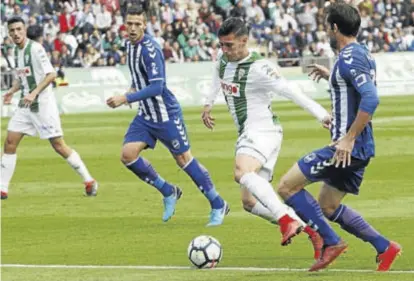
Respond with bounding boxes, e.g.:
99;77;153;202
3;92;14;105
322;115;332;130
106;95;128;108
23;92;37;107
201;105;215;130
331;135;355;168
307;64;330;83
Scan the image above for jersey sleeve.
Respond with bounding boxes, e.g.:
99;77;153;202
32;43;54;75
142;43;165;82
204;51;222;106
338;54;379;115
256;60;329;122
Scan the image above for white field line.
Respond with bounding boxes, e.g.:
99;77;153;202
1;264;414;274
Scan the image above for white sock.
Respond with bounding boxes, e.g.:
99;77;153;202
66;150;93;182
1;153;17;193
251;201;278;223
240;172;288;221
286;206;307;227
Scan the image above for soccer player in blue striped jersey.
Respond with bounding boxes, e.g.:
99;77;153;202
106;6;229;226
277;2;401;272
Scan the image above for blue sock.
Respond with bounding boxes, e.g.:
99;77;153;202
329;204;390;253
183;158;224;209
126;157;174;197
286;189;341;246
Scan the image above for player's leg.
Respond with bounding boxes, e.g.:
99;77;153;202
277;147;347;271
319;182;401;271
31;102;97;196
1;131;25;199
235;153;303;245
122;118;181;222
173;149;228;227
1;108;36;199
241;188;277;223
156;114;227;226
242;148;309;228
121;142;176;198
242;183;323;259
49;136;97;196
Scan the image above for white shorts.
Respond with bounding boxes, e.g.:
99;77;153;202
7;96;63;140
235;126;283;182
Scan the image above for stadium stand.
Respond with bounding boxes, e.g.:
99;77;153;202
0;0;413;70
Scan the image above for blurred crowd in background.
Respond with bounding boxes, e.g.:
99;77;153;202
1;0;413;70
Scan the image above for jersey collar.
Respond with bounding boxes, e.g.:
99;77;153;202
230;51;252;64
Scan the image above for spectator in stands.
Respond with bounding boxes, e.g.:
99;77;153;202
72;49;85;67
59;6;76;33
146;15;162;37
230;0;246;19
1;0;411;70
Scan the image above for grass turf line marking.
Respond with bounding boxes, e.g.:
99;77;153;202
1;264;414;274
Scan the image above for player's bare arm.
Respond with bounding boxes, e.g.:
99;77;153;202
106;95;128;108
307;63;330;82
3;79;21;104
106;88;136;108
201;104;215;130
23;71;56;107
202;56;221;130
332;110;372;168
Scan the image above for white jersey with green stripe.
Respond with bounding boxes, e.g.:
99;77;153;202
206;50;329;134
14;39;54;98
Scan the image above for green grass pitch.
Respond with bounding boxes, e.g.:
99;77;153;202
1;95;414;281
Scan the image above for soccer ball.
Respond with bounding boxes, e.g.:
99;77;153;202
187;235;223;269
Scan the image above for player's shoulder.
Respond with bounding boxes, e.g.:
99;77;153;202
338;43;372;70
140;35;161;52
139;35;163;61
29;40;48;59
30;40;45;51
250;54;282;79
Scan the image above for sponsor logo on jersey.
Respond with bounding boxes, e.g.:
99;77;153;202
151;62;159;75
304;152;316;163
16;67;32;77
262;64;280;79
238;69;246;81
220;80;240;97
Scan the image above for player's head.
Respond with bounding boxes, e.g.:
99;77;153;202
217;17;249;61
325;2;361;50
125;6;147;43
7;17;26;46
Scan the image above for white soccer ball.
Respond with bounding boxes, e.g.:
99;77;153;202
187;235;223;269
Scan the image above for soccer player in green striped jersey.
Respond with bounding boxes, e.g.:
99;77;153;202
202;17;330;255
1;17;97;199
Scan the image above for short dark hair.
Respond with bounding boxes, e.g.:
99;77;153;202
7;16;25;26
27;25;43;41
126;5;146;17
326;2;361;37
218;17;249;37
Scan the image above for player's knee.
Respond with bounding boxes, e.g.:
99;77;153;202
318;200;338;218
121;148;138;164
241;197;256;212
174;151;192;168
234;169;245;184
4;137;17;153
50;138;68;155
277;176;293;199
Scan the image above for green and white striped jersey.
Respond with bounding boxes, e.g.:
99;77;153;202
14;39;54;98
206;50;329;135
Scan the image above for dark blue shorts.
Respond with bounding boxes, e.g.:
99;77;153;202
124;114;190;155
297;146;370;195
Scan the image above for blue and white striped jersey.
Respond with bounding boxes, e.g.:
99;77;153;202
329;42;379;160
125;34;181;122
